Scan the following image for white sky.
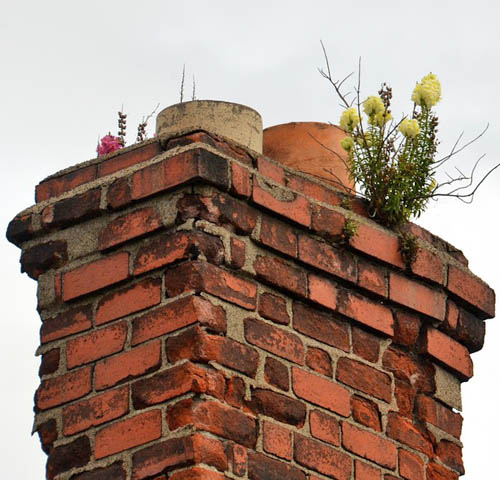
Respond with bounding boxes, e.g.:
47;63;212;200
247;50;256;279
1;1;498;477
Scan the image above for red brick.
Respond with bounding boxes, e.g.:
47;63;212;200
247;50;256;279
41;304;92;343
311;203;346;239
96;278;161;325
230;237;246;269
37;419;58;454
244;317;304;364
448;264;495;318
309;409;340;446
132;362;225;409
298;234;356;282
454;308;485;352
134;231;224;275
98;141;161;177
306;347;332;377
259;215;297;257
21;239;68;279
66;321;127;368
257;156;286;184
94;340;161;390
293;302;350;352
426;462;459;480
248;388;306;427
350;223;405;268
262;421;292;460
264;357;289;391
167;398;257;448
292;367;351;416
412;247;444;284
394;379;416;418
342;422;397;470
351;396;381;432
6;213;34;246
169;467;225;480
382;346;434;393
254;255;306;298
258;292;289;325
98;207;162;250
399;449;424;480
225;375;246;407
393;310;422;347
249;451;307;480
164;261;257;310
71;461;126;480
294;434;352;480
62;386;129;435
132;295;226;345
231;444;247;476
107;177;131;209
308;273;337;310
36;164;97;202
36;367;91;410
386;412;434;457
423;328;473;379
336;357;392;402
95;409;162;459
167;325;259;378
46;436;91;479
355;460;382;480
352;326;380;363
436;440;464;475
389;272;446;321
358;260;387;297
62;252;129;301
231;162;251;198
191;433;228;471
337;289;394;336
286;171;344;207
253;176;311;227
39;348;60;376
416;395;462;438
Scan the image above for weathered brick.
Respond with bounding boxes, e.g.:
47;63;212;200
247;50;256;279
262;421;292;460
36;164;97;202
95;409;162;459
253;255;307;298
66;322;127;368
107;177;131;209
96;277;162;325
167;398;257;448
70;461;126;480
169;467;225;480
294;434;352;480
293;301;350;352
39;348;60;376
36;418;58;454
62;252;129;301
298;234;356;283
393;310;422;347
337;289;394;336
358;260;387;297
164;261;257;310
225;375;247;407
308;273;337;310
63;386;129;435
132;362;225;409
257;156;285;184
454;308;485;353
253;176;311;227
306;347;332;377
351;396;381;432
423;328;473;379
416;395;462;438
259;215;297;257
132;294;226;345
389;272;446;321
342;422;397;469
311;203;345;239
309;409;340;446
98;141;161;177
244;317;304;364
412;247;444;284
47;436;91;480
230;237;246;269
21;240;68;279
426;462;459;480
355;460;382;480
94;340;161;390
286;171;343;207
292;367;351;417
394;379;416;419
352;326;380;363
386;412;434;457
336;357;392;402
98;207;162;250
6;213;34;246
448;264;495;318
398;449;424;480
231;444;247;477
248;388;306;427
231;161;251;198
258;292;289;325
248;451;307;480
436;440;464;475
264;356;289;391
36;367;92;410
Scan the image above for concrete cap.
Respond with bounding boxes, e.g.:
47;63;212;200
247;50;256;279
156;100;263;153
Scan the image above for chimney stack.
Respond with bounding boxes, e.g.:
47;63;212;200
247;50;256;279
7;101;494;479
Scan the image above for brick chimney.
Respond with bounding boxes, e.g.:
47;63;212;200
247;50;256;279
6;100;495;480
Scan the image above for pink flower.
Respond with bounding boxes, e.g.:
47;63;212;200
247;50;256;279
97;134;123;156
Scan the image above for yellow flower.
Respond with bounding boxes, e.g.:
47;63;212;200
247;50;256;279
412;73;441;108
398;118;420;138
340;136;354;151
368;110;392;127
357;131;373;147
363;96;385;117
340;107;360;132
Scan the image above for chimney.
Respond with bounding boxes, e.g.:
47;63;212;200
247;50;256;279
7;100;495;480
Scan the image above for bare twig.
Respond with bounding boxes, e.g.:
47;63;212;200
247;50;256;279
180;64;186;103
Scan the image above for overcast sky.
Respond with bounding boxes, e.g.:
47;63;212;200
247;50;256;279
1;1;499;477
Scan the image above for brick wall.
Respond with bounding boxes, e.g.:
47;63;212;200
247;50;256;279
7;126;495;480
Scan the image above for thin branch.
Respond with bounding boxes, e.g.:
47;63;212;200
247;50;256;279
180;64;186;103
